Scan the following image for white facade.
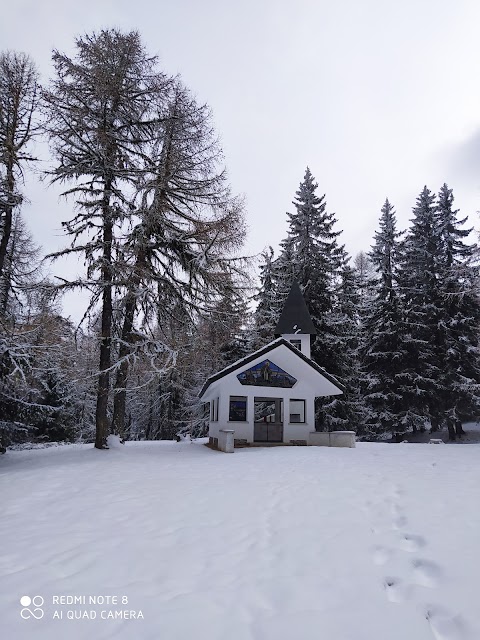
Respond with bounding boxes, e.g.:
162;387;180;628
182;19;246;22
201;339;343;445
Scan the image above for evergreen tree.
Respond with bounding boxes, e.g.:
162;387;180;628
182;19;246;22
0;291;90;447
397;187;444;433
265;168;356;429
288;169;357;430
253;247;280;347
285;168;345;330
435;184;480;438
320;262;365;431
360;199;405;438
269;237;297;324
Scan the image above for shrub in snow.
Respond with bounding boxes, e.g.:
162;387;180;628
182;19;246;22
106;435;125;449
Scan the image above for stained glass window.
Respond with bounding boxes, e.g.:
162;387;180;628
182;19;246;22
237;360;297;388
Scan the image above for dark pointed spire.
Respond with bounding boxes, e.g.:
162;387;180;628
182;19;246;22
274;281;317;336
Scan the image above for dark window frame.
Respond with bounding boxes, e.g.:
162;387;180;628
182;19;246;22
229;396;248;422
289;398;306;423
210;397;219;422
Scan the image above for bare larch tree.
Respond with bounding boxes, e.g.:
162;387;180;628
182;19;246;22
111;81;246;439
0;51;39;284
43;30;162;449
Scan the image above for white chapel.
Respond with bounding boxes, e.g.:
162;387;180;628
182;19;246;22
200;282;355;450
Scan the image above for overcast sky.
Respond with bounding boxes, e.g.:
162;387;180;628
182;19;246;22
2;0;480;321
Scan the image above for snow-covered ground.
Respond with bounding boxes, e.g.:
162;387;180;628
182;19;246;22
1;438;479;640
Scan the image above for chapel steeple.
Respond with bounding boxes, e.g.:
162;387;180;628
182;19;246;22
274;281;316;358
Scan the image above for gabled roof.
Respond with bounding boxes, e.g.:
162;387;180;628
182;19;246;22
274;281;317;336
199;337;344;398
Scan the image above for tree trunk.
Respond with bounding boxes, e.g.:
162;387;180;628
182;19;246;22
111;244;147;437
0;159;15;280
455;418;465;437
111;294;136;440
429;413;440;433
447;419;456;441
0;232;13;316
95;192;113;450
145;393;154;440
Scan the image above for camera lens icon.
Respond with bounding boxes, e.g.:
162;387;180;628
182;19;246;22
20;595;44;619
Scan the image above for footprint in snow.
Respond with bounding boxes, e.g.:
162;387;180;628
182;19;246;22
392;515;408;529
362;499;374;514
389;484;403;498
399;533;425;552
371;524;388;535
426;607;466;640
383;577;409;603
372;545;392;566
412;559;442;588
390;502;403;517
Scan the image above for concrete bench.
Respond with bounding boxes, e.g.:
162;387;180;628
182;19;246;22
308;431;356;448
330;431;356;448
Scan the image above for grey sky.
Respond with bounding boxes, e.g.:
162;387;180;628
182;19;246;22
2;0;480;320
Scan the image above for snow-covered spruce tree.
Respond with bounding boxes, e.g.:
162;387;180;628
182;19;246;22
360;198;406;439
276;168;357;429
284;168;345;329
252;247;282;347
43;30;163;449
259;236;297;332
319;262;366;431
24;304;86;443
253;215;309;346
110;80;246;439
396;187;444;433
434;184;480;439
0;51;39;282
0;288;90;448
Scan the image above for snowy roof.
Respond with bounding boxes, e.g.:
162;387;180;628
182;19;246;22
274;281;317;336
199;337;344;398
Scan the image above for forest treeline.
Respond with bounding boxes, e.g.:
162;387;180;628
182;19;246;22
253;171;480;441
1;29;479;450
